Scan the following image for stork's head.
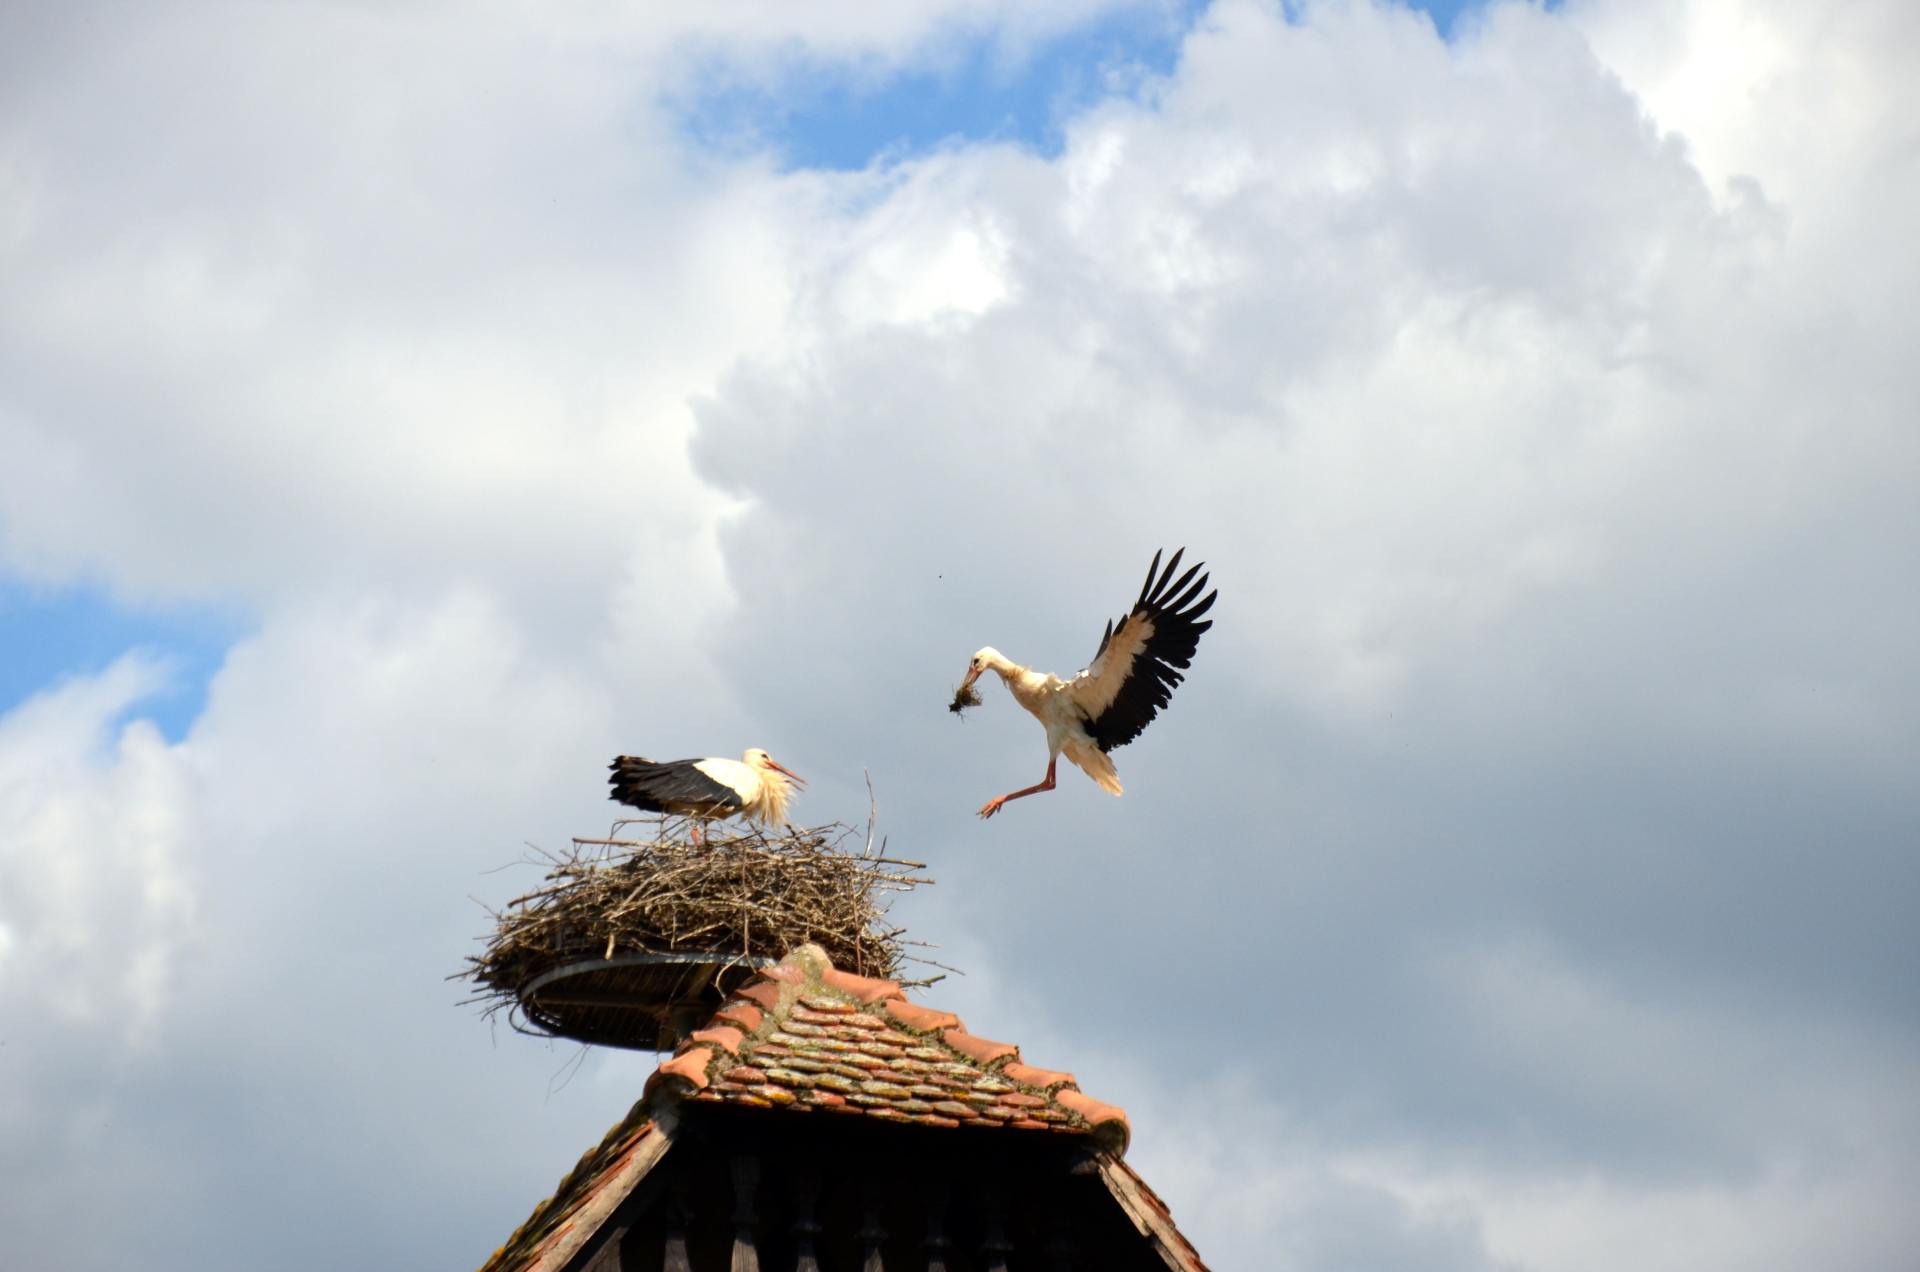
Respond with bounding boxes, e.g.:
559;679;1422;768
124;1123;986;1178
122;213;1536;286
962;647;1002;688
739;749;803;825
742;748;806;787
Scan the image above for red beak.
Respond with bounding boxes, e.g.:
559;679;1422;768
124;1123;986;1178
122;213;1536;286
962;666;982;688
767;761;807;786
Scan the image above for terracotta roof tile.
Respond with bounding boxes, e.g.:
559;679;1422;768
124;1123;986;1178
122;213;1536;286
940;1030;1019;1066
1003;1062;1075;1089
653;1050;710;1091
1054;1089;1128;1134
712;1002;762;1031
646;943;1130;1156
736;982;783;1012
818;966;905;1003
884;999;963;1032
1099;1158;1212;1272
477;1107;668;1272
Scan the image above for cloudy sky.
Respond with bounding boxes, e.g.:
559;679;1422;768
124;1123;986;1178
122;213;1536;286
2;0;1916;1268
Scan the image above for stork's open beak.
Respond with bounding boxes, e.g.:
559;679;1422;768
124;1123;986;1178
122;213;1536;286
767;761;807;786
961;666;983;688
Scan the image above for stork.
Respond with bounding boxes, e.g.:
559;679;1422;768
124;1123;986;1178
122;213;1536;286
608;749;805;841
957;548;1216;819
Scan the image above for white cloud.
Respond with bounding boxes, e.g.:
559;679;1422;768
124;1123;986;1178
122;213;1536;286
0;659;203;1269
0;656;196;1038
1569;0;1920;206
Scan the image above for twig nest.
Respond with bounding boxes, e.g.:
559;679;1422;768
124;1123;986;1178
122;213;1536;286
460;819;935;1049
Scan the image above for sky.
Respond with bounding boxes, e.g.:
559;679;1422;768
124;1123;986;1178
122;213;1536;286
0;1;1915;1269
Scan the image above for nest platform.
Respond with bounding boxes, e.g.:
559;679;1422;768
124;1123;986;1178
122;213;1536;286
462;819;931;1052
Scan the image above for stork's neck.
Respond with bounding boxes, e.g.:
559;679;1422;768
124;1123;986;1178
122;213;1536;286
742;767;790;825
979;648;1026;681
979;650;1053;714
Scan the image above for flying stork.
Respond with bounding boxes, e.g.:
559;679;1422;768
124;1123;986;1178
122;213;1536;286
608;749;805;839
957;548;1216;819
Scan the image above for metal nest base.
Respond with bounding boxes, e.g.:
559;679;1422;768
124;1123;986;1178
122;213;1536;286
517;950;775;1052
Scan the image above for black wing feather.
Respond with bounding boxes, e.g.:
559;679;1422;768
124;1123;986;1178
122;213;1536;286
1092;617;1115;663
608;756;743;814
1082;548;1217;754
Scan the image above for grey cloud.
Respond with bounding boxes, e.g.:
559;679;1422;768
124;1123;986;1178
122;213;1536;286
686;0;1920;1262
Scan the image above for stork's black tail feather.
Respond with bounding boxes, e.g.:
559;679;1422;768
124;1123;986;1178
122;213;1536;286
609;755;670;812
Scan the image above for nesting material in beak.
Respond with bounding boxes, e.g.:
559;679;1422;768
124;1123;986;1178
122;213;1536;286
949;680;983;715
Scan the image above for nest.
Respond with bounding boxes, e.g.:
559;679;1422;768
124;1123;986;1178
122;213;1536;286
461;818;936;1031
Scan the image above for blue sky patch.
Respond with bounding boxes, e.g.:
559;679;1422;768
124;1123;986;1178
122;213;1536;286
0;577;246;743
675;3;1198;170
1401;0;1491;38
674;0;1489;172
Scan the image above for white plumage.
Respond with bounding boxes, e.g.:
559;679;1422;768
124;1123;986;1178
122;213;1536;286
608;748;806;834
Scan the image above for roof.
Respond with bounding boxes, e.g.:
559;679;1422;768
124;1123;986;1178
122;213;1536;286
477;1102;668;1272
479;944;1206;1272
642;942;1132;1153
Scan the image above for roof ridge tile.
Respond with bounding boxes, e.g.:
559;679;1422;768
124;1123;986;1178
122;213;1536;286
884;999;963;1033
1003;1062;1075;1089
940;1029;1019;1066
818;965;906;1003
735;982;783;1012
713;1002;763;1032
1055;1089;1126;1133
654;1051;710;1091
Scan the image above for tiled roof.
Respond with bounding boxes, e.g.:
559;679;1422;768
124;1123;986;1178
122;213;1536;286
477;1102;668;1272
1103;1156;1212;1272
643;943;1132;1154
477;944;1189;1272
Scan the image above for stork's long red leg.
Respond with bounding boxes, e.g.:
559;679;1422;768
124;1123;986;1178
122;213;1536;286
978;758;1057;819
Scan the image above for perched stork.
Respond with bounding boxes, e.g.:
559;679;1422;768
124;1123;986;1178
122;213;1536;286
608;749;805;839
957;548;1216;819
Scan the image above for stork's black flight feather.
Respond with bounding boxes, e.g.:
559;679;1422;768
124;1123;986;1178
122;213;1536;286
608;756;743;817
1073;548;1217;753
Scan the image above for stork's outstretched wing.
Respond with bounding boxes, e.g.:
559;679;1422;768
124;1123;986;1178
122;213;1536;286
608;756;743;815
1068;548;1217;753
